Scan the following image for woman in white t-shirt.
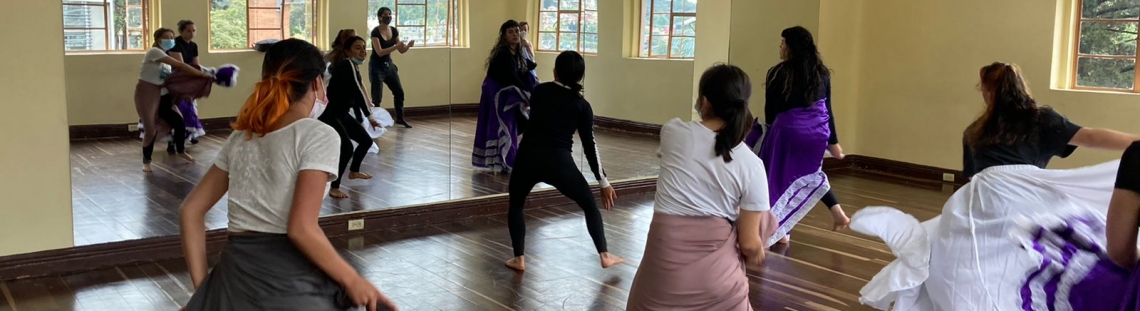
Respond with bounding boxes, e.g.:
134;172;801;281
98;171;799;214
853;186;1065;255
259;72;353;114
178;39;397;311
134;27;209;172
627;64;776;311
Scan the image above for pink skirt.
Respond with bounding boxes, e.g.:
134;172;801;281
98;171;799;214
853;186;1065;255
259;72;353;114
626;213;755;311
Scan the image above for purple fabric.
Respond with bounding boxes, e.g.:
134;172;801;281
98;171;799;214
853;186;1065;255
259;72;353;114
757;99;831;205
213;65;239;87
1018;213;1136;311
177;99;201;130
471;76;535;172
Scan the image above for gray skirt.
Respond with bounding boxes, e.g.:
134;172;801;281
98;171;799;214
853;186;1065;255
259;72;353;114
184;233;351;311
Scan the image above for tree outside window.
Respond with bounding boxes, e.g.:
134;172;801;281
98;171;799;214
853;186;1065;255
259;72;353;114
537;0;598;54
1073;0;1140;91
209;0;319;50
639;0;696;59
62;0;149;52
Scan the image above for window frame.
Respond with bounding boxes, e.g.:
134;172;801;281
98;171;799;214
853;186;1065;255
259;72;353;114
62;0;151;54
208;0;322;51
367;0;463;49
638;0;696;59
536;0;599;54
1070;1;1140;93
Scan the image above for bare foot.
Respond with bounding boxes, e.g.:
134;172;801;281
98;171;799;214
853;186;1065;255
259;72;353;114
505;256;525;271
599;252;624;268
830;205;851;231
142;164;153;173
348;172;373;180
777;235;790;244
178;153;195;162
329;188;349;198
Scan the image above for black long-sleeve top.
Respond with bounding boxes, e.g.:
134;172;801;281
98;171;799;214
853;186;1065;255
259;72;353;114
961;108;1082;178
1118;141;1140;193
325;58;370;121
520;82;607;184
487;45;537;89
764;64;839;145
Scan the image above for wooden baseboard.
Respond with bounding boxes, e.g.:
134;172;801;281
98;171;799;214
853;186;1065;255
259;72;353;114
0;178;656;281
592;116;662;136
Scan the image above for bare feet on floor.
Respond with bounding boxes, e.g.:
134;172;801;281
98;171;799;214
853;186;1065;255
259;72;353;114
777;235;790;244
831;204;851;231
600;252;624;268
505;256;525;271
348;172;373;180
142;163;153;173
329;188;349;198
178;153;195;162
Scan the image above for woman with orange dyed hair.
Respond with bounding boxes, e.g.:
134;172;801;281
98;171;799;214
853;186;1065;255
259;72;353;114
178;39;397;311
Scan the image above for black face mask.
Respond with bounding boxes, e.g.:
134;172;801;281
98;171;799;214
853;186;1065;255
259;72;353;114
381;16;392;24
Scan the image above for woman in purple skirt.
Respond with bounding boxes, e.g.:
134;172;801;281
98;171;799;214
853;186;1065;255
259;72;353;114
471;20;538;173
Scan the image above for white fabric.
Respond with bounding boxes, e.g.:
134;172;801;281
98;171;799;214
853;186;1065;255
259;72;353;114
852;161;1120;311
849;207;931;310
653;118;770;221
213;118;341;234
139;47;171;86
355;107;392;154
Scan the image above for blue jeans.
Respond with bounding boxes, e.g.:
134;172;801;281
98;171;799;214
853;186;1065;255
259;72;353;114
368;60;406;122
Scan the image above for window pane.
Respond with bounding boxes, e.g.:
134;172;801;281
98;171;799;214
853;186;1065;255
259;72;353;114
672;16;695;36
651;35;668;56
427;0;449;26
541;0;558;10
367;0;397;48
1079;21;1138;56
63;4;106;28
560;0;580;10
64;29;108;50
582;10;598;33
209;0;248;50
652;14;670;35
582;33;598;53
559;13;579;32
539;32;557;50
671;36;695;58
559;32;579;51
584;0;597;11
127;0;141;5
398;0;426;3
427;25;448;45
249;8;282;29
653;0;672;13
127;29;145;50
1075;57;1136;89
397;4;426;26
402;27;426;45
1082;0;1140;19
540;12;558;31
681;0;698;13
250;29;282;45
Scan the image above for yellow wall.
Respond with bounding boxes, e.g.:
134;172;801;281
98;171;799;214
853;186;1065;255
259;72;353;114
851;0;1140;169
0;0;74;255
818;0;864;154
729;0;822;124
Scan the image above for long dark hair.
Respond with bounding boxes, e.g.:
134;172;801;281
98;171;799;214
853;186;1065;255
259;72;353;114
770;26;829;102
232;39;326;138
486;20;521;69
699;64;753;163
964;62;1049;149
554;50;585;95
326;36;365;63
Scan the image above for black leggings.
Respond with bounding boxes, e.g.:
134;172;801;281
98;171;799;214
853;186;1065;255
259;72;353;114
508;148;608;257
143;95;186;164
320;113;372;189
822;189;840;208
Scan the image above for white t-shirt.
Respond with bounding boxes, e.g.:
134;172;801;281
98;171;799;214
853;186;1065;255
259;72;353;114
653;118;770;220
213;118;341;234
139;47;172;86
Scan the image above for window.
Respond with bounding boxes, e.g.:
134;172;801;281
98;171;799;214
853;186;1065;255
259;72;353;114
536;0;598;54
62;0;150;52
209;0;319;50
367;0;461;48
1072;0;1140;91
638;0;696;59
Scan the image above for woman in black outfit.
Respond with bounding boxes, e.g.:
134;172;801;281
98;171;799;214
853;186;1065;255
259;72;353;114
504;51;622;272
370;7;413;128
323;36;379;199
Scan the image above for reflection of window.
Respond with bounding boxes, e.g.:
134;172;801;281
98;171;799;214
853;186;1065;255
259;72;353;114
537;0;598;54
367;0;462;48
638;0;696;59
62;0;149;52
1072;0;1140;91
209;0;319;50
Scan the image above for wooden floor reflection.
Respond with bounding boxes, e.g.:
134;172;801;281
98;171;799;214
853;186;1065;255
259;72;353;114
11;172;950;310
68;115;661;246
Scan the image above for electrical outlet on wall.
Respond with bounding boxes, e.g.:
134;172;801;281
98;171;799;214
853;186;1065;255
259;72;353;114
348;219;364;231
128;123;139;132
942;173;955;182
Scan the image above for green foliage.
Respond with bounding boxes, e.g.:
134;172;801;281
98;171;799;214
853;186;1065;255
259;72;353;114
1076;0;1140;89
210;0;249;49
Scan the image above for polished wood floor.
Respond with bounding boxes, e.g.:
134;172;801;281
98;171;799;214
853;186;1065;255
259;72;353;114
68;115;661;246
11;171;951;310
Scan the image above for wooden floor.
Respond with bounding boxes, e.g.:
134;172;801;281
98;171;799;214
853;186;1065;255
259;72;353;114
9;171;951;311
68;115;661;246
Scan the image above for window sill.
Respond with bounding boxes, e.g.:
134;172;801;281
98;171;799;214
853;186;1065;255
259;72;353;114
1050;87;1140;96
535;50;598;57
207;49;260;54
64;50;148;56
623;56;694;62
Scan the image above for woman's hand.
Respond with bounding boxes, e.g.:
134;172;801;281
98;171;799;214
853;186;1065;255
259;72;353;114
827;144;845;160
369;119;381;129
741;241;766;267
344;276;398;311
600;186;617;210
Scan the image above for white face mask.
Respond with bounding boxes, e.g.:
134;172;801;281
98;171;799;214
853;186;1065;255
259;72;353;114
309;84;328;119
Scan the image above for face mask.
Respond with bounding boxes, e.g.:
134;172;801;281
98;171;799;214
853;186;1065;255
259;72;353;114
160;39;176;51
381;17;392;24
350;58;364;66
310;97;328;119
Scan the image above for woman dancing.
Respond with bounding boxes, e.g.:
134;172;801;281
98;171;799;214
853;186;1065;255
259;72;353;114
626;64;776;311
755;26;848;245
178;39;396;311
323;36;380;199
370;7;413;128
850;62;1140;311
135;27;208;172
503;51;621;271
170;20;206;145
471;20;538;173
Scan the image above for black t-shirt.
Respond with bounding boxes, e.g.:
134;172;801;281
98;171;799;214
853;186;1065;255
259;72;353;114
169;36;199;64
1117;141;1140;193
370;26;399;64
962;108;1082;178
520;82;605;181
487;45;537;89
763;64;839;145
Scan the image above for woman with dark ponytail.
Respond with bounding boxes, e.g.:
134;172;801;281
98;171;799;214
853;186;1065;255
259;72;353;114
322;35;381;199
627;64;777;311
504;50;622;271
179;39;396;311
747;26;847;246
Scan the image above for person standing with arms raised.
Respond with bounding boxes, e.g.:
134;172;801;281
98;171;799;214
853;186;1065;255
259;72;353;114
369;7;413;128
